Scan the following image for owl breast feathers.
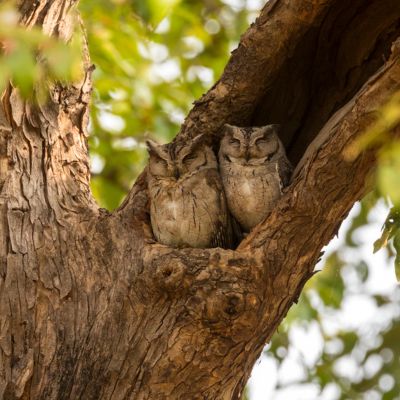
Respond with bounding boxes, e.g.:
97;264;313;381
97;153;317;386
218;124;292;232
146;134;232;249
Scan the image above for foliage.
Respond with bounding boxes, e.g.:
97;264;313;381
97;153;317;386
264;198;400;399
0;1;81;98
79;0;256;209
346;92;400;281
374;208;400;281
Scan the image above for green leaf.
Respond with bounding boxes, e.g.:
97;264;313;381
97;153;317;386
6;44;37;97
44;32;82;82
374;208;400;253
0;62;10;92
377;144;400;206
149;0;182;26
373;231;390;253
135;0;182;27
393;232;400;281
345;91;400;160
317;254;345;309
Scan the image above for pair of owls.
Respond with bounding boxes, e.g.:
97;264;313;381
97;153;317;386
146;124;292;249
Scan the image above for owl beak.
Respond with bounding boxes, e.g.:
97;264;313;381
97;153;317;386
244;151;250;162
174;169;180;180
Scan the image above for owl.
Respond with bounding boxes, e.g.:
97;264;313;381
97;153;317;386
218;124;292;232
146;134;232;249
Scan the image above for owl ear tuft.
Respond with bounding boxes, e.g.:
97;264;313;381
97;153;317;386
223;123;237;137
146;139;164;158
260;124;281;136
191;133;211;149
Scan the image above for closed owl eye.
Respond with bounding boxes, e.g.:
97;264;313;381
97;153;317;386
229;138;240;146
182;153;197;164
156;158;168;166
255;138;267;146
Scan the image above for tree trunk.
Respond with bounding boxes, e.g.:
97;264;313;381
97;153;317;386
1;0;400;399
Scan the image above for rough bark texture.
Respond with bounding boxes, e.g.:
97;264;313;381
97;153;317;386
1;0;400;399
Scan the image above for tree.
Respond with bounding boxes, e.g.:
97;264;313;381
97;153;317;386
1;0;400;399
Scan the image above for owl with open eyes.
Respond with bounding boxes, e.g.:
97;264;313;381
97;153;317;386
218;124;292;233
146;135;232;249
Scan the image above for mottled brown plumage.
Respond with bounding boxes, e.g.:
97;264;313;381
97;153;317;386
147;135;232;248
219;124;292;232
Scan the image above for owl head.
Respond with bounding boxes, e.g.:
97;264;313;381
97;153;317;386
219;124;283;166
146;134;217;180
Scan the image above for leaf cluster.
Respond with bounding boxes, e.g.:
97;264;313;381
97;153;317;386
79;0;254;209
0;1;82;98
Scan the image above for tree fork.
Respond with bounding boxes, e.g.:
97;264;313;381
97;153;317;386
1;0;400;399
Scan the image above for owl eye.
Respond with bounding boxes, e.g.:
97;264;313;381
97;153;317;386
155;157;168;167
229;138;240;146
255;138;267;146
182;153;197;164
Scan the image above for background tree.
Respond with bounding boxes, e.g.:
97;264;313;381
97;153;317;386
1;0;400;399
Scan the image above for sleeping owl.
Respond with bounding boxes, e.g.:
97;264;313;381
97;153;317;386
146;135;232;249
218;124;292;232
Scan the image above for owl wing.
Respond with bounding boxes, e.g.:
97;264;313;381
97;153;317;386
230;213;243;247
277;155;293;187
206;170;235;249
210;218;233;249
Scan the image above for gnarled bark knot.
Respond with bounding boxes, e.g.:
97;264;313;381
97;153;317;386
143;246;264;336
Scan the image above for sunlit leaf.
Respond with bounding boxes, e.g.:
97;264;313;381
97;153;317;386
345;91;400;160
6;44;37;97
373;230;391;253
374;208;400;253
149;0;182;26
0;1;84;98
377;142;400;206
393;232;400;281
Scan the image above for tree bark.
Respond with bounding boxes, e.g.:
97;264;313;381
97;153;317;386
1;0;400;399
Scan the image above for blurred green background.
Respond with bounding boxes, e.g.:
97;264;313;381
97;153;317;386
1;0;400;398
80;0;256;209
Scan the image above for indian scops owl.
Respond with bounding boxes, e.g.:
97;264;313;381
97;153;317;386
146;135;232;249
218;124;292;232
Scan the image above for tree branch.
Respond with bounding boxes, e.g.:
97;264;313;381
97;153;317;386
178;0;331;142
111;36;400;400
1;0;97;222
177;0;400;163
